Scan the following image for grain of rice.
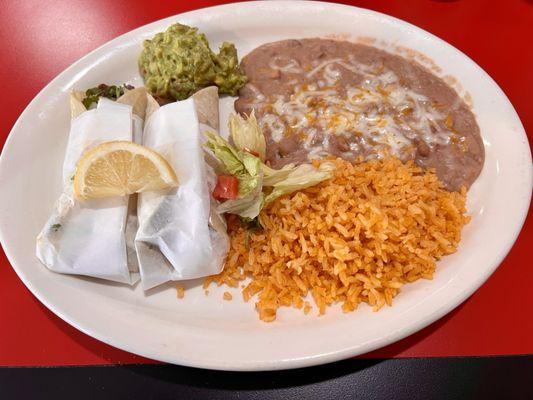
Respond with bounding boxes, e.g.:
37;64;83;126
176;284;185;299
223;292;233;301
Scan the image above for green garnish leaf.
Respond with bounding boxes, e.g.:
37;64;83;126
229;111;266;161
82;83;134;109
262;163;297;186
204;122;334;220
218;191;265;219
204;130;262;198
264;162;335;204
240;216;263;231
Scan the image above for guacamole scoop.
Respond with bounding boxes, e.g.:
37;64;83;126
139;23;247;101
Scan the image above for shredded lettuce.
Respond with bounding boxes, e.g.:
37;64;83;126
204;130;244;176
262;163;297;186
217;189;265;219
204;130;262;198
229;111;266;161
238;153;262;197
264;162;335;204
204;116;335;221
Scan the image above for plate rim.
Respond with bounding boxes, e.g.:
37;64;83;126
0;0;531;371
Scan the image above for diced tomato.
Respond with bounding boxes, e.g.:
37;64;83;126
243;147;260;157
213;175;239;201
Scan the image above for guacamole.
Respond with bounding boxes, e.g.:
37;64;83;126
139;23;247;101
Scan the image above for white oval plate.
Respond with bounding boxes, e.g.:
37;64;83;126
0;1;531;371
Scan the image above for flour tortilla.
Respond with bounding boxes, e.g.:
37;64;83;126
135;86;229;289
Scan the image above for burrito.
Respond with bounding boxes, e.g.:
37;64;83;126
36;87;147;284
135;87;229;290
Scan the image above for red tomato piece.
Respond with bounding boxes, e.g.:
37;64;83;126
213;175;239;200
243;147;260;157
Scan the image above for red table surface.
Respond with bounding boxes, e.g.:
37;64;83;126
0;0;531;367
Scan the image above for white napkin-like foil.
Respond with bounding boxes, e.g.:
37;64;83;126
36;98;141;284
135;98;229;290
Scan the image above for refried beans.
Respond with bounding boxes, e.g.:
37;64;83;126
235;39;484;191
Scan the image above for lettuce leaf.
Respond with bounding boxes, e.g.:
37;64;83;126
204;130;245;176
262;163;296;186
229;111;266;161
204;130;263;202
264;162;335;204
217;189;265;219
205;129;335;221
238;152;262;197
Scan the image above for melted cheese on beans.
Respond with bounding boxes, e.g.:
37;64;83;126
255;57;454;160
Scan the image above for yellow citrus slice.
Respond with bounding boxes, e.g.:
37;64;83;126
73;141;178;199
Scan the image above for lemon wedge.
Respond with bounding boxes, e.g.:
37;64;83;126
73;141;178;199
